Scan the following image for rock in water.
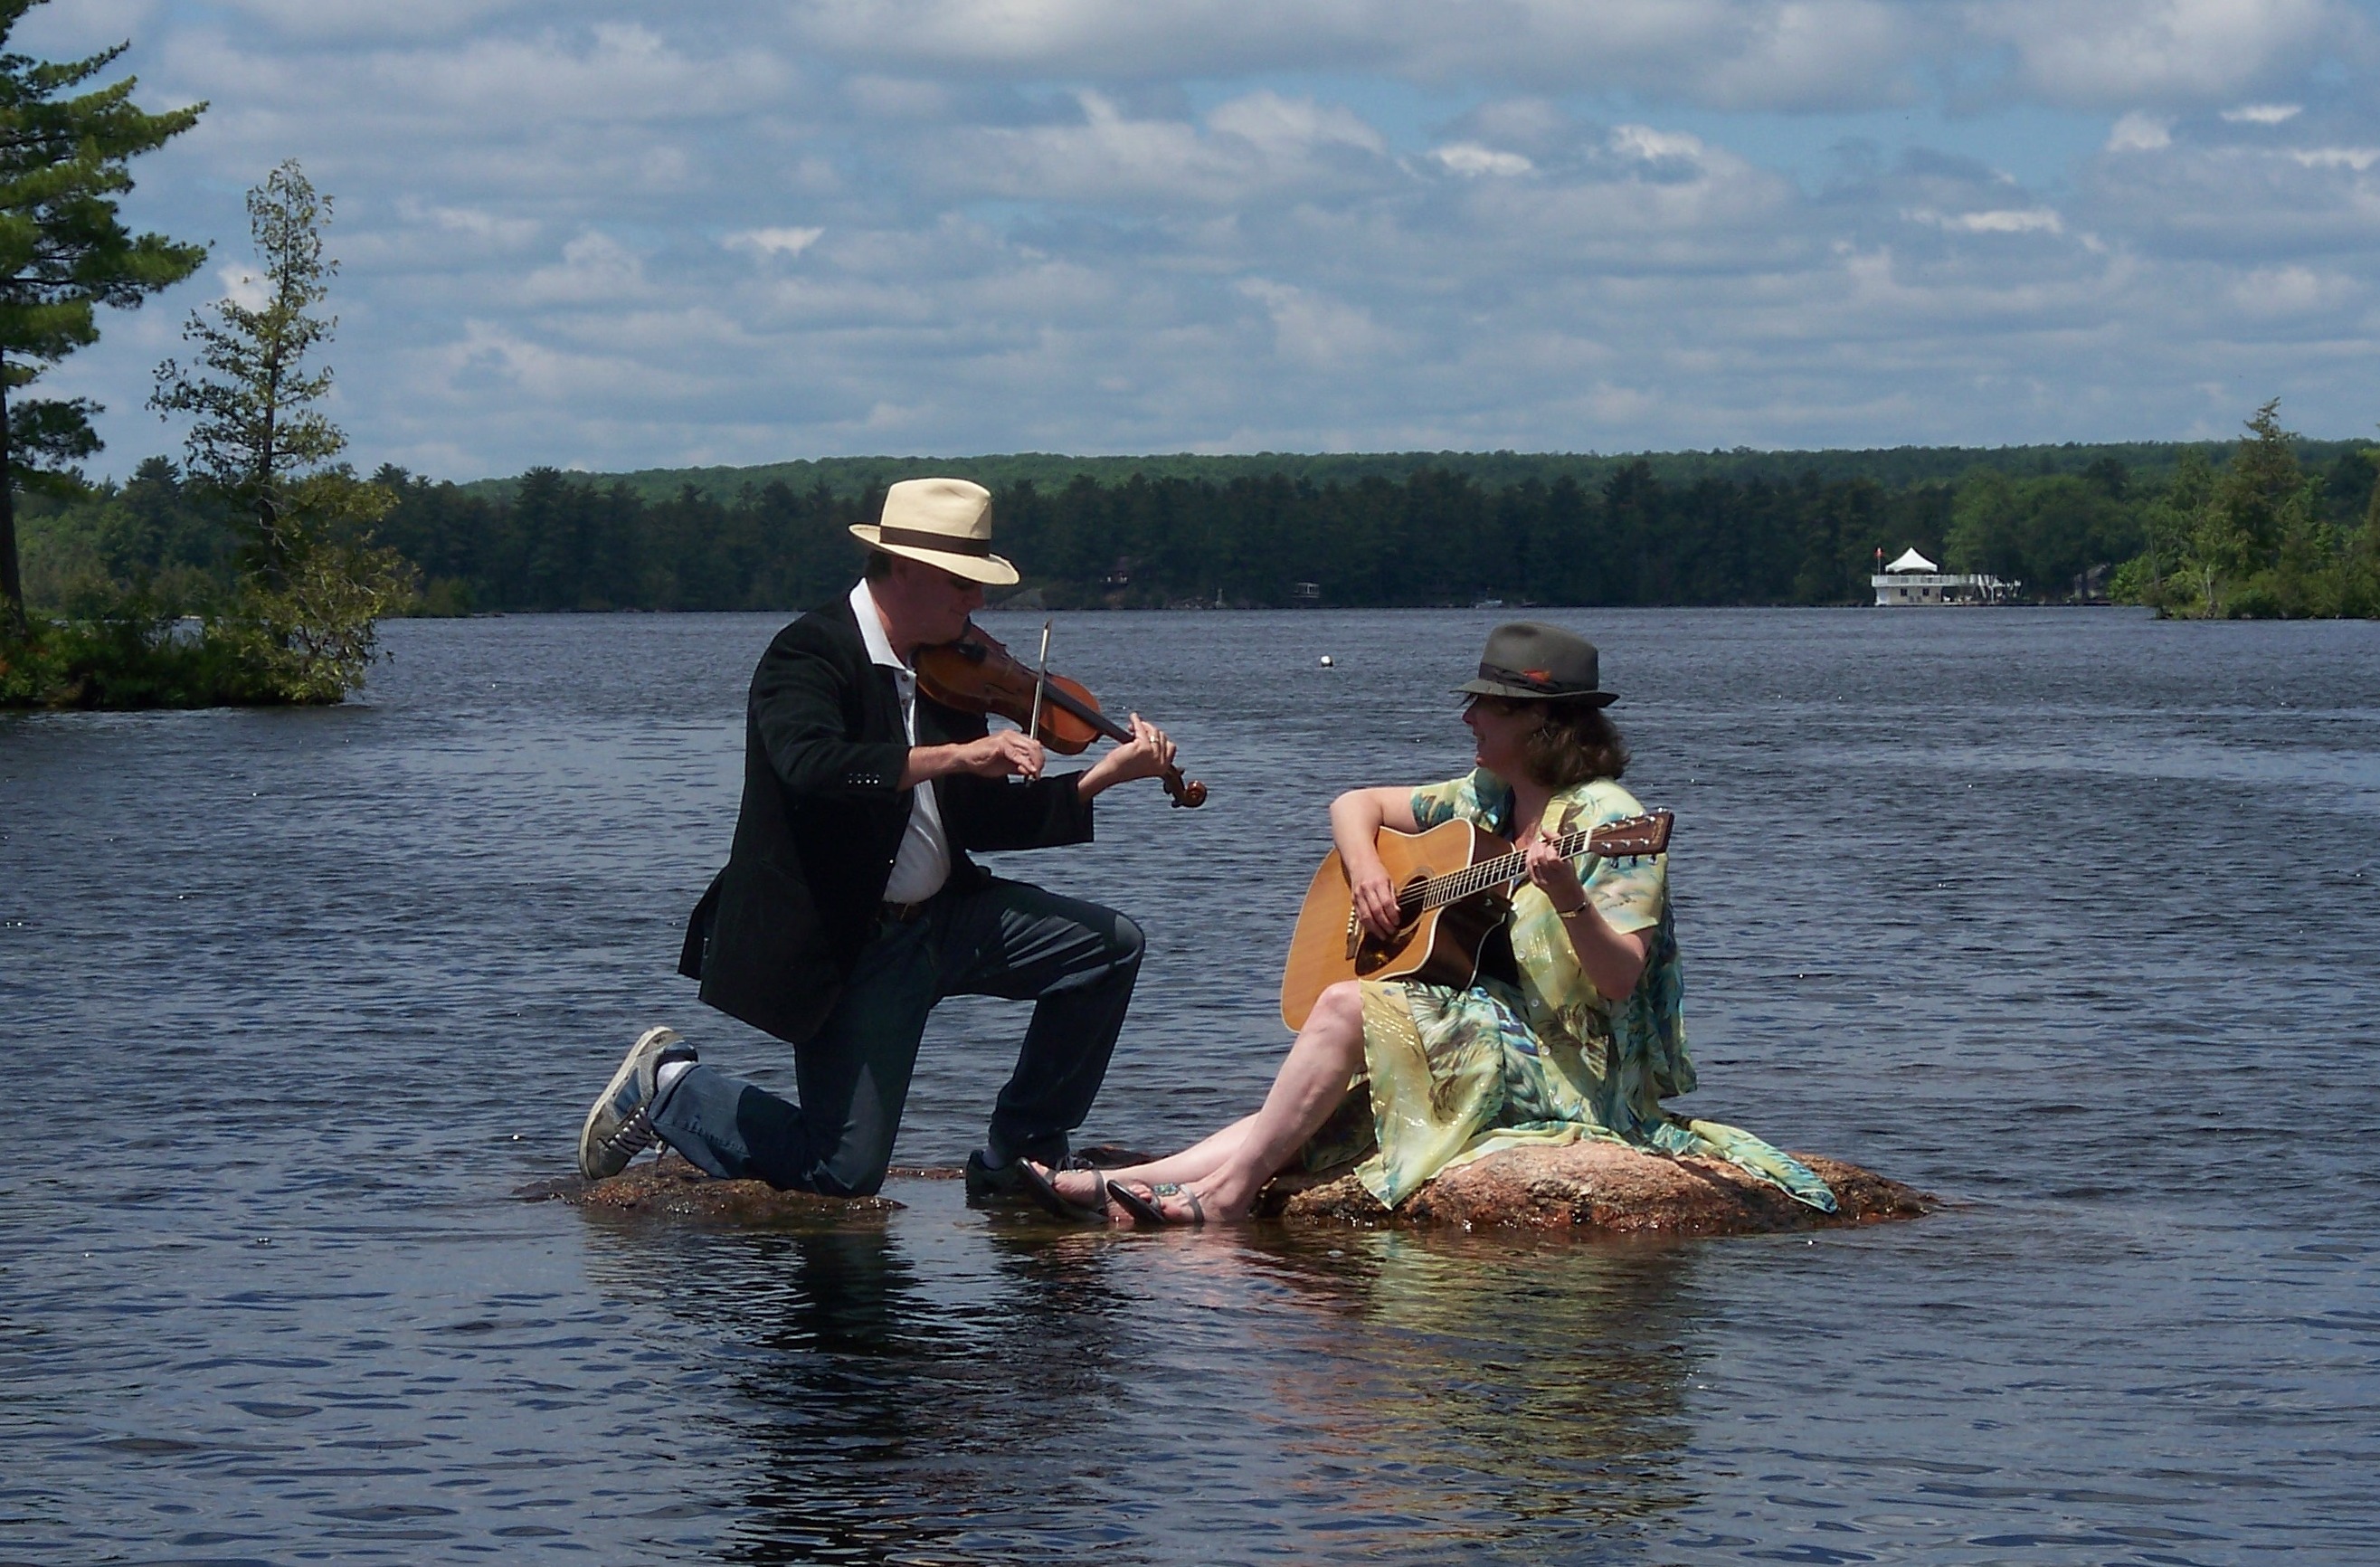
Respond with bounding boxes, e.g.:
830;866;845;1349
519;1153;905;1220
1260;1142;1930;1233
521;1144;1929;1236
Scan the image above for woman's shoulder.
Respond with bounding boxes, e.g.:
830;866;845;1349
1556;775;1646;824
1410;768;1512;830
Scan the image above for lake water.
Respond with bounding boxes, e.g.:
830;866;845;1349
5;606;2376;1565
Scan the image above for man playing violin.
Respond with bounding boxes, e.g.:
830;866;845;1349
574;477;1178;1199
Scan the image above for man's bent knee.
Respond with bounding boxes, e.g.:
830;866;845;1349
1110;910;1145;970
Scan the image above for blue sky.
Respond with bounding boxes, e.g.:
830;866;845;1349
26;0;2380;480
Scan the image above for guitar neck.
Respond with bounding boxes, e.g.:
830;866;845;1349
1408;815;1670;910
1413;826;1599;909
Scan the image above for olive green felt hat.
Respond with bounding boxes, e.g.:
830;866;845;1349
1453;622;1617;706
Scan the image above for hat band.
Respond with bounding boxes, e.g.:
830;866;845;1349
877;525;991;557
1479;661;1577;694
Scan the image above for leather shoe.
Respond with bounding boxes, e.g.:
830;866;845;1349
964;1146;1078;1207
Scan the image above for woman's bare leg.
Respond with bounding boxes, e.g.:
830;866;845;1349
1086;981;1370;1222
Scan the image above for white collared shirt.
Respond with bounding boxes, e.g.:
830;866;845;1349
851;579;953;904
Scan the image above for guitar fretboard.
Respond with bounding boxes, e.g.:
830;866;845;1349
1399;817;1667;911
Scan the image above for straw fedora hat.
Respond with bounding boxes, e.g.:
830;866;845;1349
848;478;1019;586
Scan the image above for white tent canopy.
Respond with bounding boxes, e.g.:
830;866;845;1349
1884;546;1939;573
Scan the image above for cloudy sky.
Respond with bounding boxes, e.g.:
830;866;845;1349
26;0;2380;480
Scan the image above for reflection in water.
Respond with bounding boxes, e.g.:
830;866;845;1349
1217;1227;1705;1556
583;1201;1154;1565
582;1190;1703;1563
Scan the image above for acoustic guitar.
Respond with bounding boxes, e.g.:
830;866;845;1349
1277;811;1674;1030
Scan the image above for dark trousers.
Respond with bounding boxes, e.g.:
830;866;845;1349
650;878;1143;1196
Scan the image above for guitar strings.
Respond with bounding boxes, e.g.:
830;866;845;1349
1394;814;1668;912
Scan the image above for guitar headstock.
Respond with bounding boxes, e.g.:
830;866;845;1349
1586;810;1673;860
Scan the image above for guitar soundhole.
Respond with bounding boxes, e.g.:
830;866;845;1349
1355;927;1410;977
1352;883;1426;977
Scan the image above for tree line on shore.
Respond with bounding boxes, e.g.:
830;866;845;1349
23;407;2379;623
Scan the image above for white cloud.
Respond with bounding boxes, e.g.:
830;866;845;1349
519;232;646;306
394;198;540;249
727;226;827;258
1432;143;1533;177
2107;112;2174;151
2227;263;2352;317
2288;147;2380;170
213;263;272;310
1208;90;1386;157
1608;124;1717;166
919;90;1395;206
2223;101;2304;123
1689;0;1926;109
1237;279;1398;369
211;0;543;41
1909;206;2065;233
1969;0;2347;109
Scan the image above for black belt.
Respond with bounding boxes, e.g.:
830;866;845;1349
880;898;931;923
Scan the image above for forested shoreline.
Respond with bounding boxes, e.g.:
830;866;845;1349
19;412;2380;621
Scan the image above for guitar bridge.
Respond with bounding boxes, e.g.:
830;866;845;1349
1343;907;1361;961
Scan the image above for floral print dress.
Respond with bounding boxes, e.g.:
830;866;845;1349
1313;768;1837;1213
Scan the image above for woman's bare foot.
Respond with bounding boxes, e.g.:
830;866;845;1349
1044;1165;1110;1211
1108;1179;1209;1226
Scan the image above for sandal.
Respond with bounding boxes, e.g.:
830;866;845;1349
1015;1159;1106;1223
1107;1180;1207;1228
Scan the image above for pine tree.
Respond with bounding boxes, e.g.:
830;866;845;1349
0;0;205;635
150;161;409;702
150;159;345;584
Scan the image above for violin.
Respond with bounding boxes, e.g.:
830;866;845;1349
915;624;1209;809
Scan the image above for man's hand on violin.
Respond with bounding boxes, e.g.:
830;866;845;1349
908;729;1046;785
1074;714;1176;800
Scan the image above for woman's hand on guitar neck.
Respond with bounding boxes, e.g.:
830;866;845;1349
1522;834;1588;911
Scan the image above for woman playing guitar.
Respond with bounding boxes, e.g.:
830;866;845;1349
1023;622;1837;1225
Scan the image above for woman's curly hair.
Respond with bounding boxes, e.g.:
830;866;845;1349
1520;699;1630;789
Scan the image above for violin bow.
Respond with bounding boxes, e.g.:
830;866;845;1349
1027;619;1052;745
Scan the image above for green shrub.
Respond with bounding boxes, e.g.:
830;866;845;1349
0;541;411;708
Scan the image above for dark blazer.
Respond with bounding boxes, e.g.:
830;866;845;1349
678;595;1094;1045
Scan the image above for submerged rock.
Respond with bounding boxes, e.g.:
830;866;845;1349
520;1144;1176;1221
526;1144;1928;1237
1258;1142;1930;1234
519;1153;905;1220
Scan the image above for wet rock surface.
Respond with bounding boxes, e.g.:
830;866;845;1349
527;1144;1929;1236
1258;1143;1931;1233
518;1153;906;1220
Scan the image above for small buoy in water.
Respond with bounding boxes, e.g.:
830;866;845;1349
1319;655;1334;667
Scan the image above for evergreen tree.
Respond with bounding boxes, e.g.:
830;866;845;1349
149;161;408;700
150;159;346;581
0;0;205;634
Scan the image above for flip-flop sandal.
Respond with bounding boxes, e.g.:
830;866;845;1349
1108;1180;1207;1228
1015;1159;1105;1222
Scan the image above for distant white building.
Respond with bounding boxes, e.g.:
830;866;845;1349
1873;546;2019;605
